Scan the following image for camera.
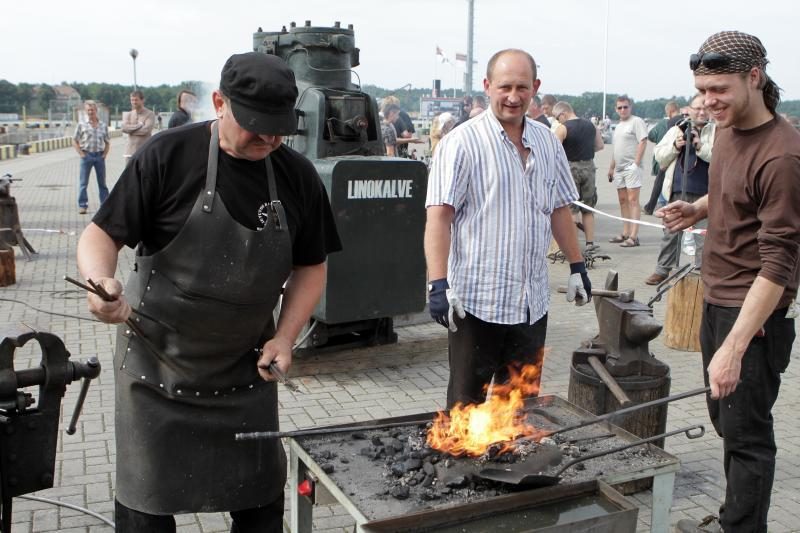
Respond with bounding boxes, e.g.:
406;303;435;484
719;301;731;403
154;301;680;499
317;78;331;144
676;117;692;133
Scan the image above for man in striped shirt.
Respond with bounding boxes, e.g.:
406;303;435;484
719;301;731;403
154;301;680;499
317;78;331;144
425;49;592;408
73;100;110;214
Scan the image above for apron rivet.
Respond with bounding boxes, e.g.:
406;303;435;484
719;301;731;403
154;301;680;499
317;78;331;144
177;389;182;394
122;364;126;368
141;375;146;380
196;392;200;397
140;302;145;307
136;317;141;322
159;384;164;388
146;286;151;291
214;391;219;395
249;384;254;389
125;330;131;335
231;387;236;391
151;269;156;274
207;190;212;195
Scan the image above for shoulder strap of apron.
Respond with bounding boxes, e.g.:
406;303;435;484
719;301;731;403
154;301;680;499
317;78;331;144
202;121;220;214
202;121;287;230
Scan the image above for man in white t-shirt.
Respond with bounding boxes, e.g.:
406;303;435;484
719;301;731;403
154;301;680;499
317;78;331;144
607;95;648;247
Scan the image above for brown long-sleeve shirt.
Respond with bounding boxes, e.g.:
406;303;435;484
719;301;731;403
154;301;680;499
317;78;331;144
703;115;800;308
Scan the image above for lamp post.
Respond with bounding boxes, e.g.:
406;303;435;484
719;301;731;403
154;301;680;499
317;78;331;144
129;48;139;90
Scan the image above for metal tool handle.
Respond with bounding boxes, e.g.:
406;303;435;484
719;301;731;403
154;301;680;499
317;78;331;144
556;424;705;477
557;287;620;297
587;355;633;407
66;357;101;435
235;419;430;441
548;385;711;438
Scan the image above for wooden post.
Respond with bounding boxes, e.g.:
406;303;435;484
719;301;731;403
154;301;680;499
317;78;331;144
663;272;703;352
0;246;15;286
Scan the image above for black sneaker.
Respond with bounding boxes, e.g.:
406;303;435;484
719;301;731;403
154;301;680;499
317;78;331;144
674;515;722;532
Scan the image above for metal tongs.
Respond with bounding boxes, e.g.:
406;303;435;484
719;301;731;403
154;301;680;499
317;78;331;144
64;275;167;358
254;348;300;393
646;263;695;307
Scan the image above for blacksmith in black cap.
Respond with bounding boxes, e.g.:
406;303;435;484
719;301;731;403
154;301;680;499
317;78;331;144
77;52;341;532
659;31;800;533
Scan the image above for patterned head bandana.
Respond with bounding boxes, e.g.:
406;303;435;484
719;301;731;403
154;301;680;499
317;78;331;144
691;31;768;75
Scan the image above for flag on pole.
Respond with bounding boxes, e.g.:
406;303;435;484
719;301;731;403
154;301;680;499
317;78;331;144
436;45;450;64
455;52;467;62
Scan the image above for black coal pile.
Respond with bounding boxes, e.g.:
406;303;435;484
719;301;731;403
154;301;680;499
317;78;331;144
297;406;673;521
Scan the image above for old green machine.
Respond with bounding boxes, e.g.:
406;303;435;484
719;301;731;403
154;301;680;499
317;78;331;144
253;21;428;350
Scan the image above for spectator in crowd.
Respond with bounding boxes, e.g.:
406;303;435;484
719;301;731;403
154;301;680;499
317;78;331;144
526;95;551;126
72;100;110;214
469;95;487;118
168;89;197;128
381;103;400;156
644;100;682;214
645;94;714;285
553;101;604;252
122;90;155;163
607;95;647;247
382;95;416;156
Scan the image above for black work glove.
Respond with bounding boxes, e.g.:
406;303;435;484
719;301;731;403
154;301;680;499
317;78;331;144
428;278;450;328
567;262;592;306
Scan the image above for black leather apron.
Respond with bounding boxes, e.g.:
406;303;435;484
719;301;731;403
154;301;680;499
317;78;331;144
114;123;292;514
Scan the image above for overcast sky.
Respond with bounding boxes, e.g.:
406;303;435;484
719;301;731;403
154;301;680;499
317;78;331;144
4;0;798;101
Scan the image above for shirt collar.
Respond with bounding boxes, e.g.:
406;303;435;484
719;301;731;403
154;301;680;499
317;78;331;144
485;107;537;149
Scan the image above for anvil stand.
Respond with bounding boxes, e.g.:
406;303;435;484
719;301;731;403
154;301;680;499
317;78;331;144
567;270;671;494
0;177;37;262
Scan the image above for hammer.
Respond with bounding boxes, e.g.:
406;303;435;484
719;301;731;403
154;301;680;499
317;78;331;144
557;286;635;303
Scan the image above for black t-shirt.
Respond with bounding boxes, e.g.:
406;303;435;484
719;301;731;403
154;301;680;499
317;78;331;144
563;118;597;162
94;121;342;264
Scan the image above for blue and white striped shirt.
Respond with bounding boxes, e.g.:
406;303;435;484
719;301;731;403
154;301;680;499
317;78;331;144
426;109;578;325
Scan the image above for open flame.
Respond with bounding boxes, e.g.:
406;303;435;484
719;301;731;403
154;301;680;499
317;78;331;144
426;363;550;457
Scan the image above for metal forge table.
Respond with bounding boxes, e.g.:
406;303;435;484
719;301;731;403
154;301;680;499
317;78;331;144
288;395;680;533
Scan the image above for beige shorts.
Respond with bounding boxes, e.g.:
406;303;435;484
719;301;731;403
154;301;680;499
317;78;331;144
612;164;642;189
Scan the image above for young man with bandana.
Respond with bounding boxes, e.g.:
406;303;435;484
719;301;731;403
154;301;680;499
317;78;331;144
659;31;800;533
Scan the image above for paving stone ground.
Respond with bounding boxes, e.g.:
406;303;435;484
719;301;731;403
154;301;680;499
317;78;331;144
1;138;798;532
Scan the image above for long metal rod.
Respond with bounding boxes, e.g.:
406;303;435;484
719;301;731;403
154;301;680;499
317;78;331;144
546;385;710;438
235;418;430;441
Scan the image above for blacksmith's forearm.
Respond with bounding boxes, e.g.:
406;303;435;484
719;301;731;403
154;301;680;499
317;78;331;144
722;276;785;359
77;223;122;281
424;206;454;280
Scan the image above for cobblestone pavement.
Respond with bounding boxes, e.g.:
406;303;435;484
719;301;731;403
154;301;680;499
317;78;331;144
1;138;798;532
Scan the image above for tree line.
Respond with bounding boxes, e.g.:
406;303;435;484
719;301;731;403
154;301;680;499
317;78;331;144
2;79;798;120
0;80;204;117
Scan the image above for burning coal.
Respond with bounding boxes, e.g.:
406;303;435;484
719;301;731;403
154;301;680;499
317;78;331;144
426;363;550;457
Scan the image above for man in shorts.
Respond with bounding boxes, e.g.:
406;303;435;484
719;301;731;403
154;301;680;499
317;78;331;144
607;95;647;247
553;101;604;251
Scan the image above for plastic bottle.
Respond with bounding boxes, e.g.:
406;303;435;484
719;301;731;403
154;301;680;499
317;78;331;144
682;232;696;256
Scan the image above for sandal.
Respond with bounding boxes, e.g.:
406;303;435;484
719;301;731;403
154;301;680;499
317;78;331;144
619;237;640;247
608;234;628;243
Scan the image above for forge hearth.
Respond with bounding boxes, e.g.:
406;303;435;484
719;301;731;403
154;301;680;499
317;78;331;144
288;395;681;533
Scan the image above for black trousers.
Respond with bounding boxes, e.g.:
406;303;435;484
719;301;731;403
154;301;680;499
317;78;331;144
700;303;794;533
114;494;284;533
446;312;547;408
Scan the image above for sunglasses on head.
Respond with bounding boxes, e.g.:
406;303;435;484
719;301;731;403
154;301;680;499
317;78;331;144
690;52;732;71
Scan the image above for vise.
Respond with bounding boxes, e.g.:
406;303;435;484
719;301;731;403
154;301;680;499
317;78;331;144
0;174;37;261
574;271;669;378
0;329;101;532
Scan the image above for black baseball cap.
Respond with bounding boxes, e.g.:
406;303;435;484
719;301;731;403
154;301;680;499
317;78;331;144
219;52;299;135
